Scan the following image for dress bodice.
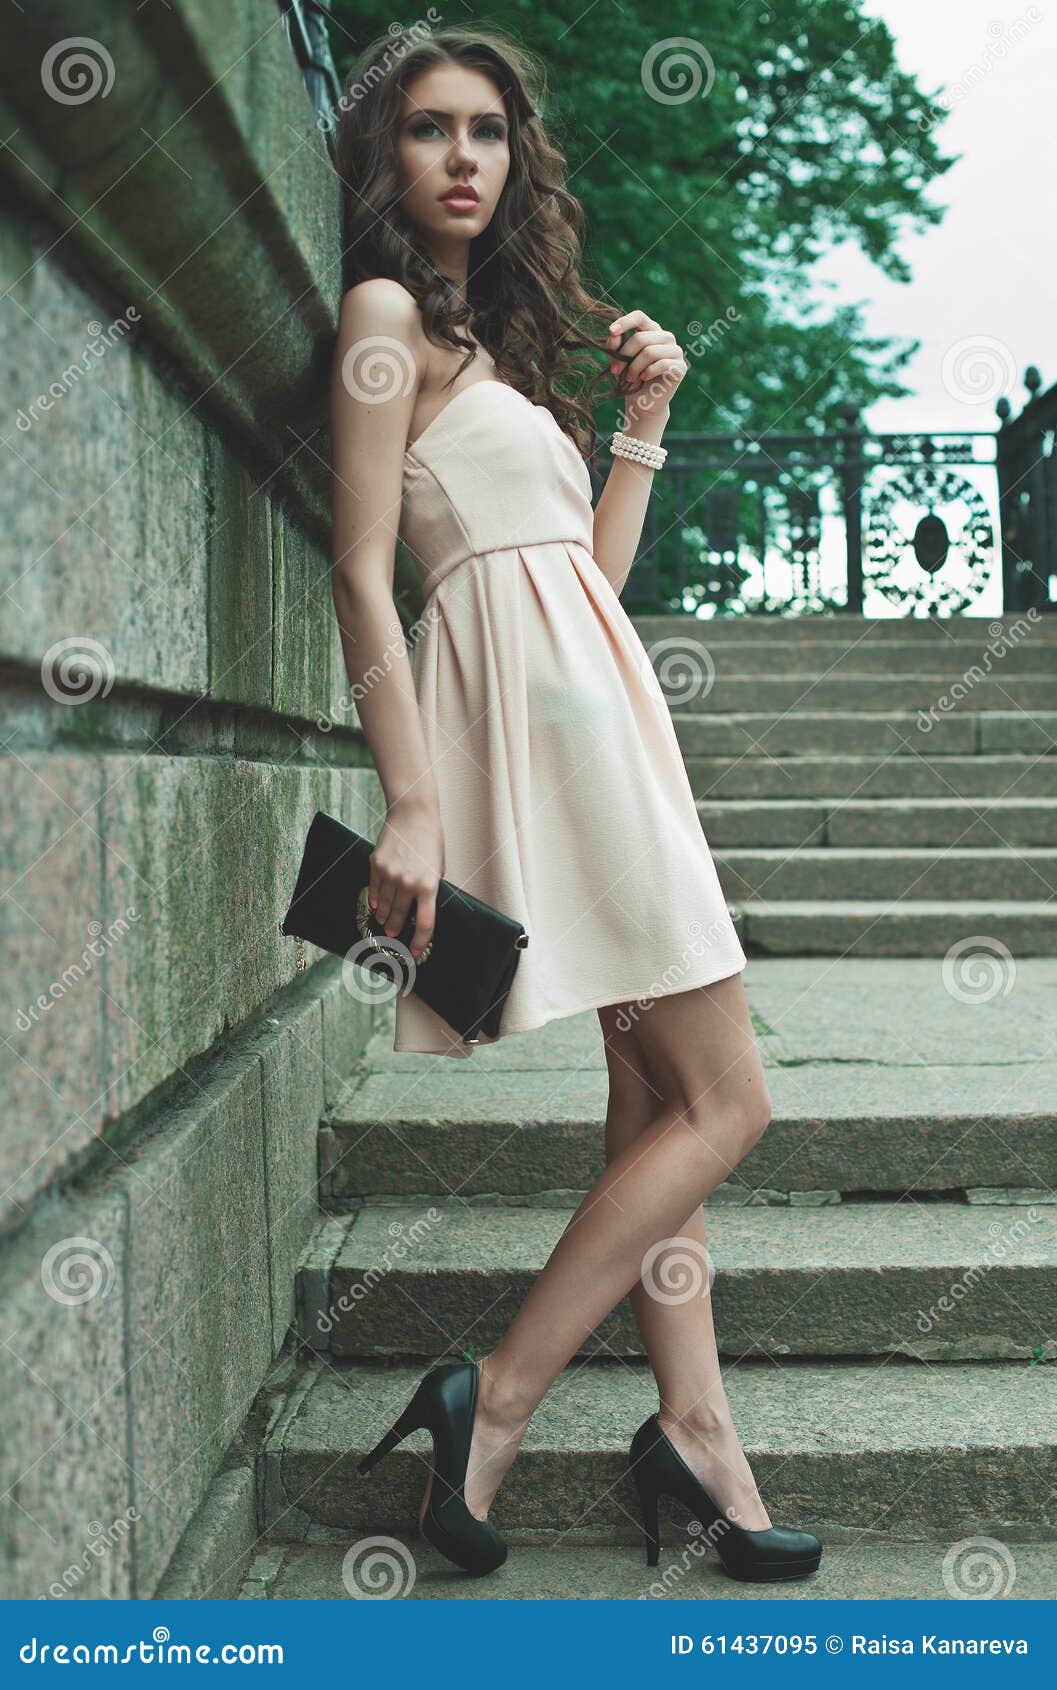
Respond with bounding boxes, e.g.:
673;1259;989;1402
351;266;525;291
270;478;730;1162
399;381;596;600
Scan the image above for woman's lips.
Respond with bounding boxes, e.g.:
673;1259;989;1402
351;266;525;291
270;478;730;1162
440;190;479;210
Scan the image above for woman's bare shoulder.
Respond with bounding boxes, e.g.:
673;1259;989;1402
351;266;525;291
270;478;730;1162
337;278;425;345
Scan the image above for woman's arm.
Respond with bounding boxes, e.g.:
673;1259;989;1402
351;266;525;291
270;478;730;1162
329;278;442;962
589;311;687;598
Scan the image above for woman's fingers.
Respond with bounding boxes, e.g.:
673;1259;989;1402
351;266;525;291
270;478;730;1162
371;871;438;958
621;330;678;386
379;875;413;938
409;886;437;961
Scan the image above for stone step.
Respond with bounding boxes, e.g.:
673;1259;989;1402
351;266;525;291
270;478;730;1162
321;1059;1057;1201
673;711;1057;756
323;956;1057;1197
740;900;1057;956
259;1356;1057;1540
703;797;1057;847
236;1535;1057;1600
631;613;1057;643
640;639;1056;676
685;754;1057;800
296;1202;1057;1362
663;676;1057;713
717;848;1057;902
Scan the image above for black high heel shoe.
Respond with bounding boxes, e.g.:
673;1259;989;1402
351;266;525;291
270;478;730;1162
629;1414;822;1583
357;1359;508;1575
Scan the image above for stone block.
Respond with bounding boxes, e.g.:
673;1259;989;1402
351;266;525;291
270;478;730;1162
0;1185;132;1599
260;995;324;1352
272;507;332;723
101;758;340;1117
124;1049;272;1596
0;228;209;695
319;967;373;1108
208;451;273;708
0;755;109;1218
155;1464;258;1600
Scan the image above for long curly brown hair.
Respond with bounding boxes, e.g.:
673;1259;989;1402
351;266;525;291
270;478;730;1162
333;24;622;469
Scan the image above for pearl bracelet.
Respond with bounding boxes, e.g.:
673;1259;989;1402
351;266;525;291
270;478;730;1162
610;429;668;470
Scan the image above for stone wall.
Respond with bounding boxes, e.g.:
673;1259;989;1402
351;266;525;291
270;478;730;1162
0;0;383;1598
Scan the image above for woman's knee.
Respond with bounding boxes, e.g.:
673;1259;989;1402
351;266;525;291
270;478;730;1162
679;1083;773;1163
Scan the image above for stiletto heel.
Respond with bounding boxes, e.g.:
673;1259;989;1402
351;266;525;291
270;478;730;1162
357;1395;423;1476
357;1359;508;1576
629;1413;822;1584
633;1471;661;1566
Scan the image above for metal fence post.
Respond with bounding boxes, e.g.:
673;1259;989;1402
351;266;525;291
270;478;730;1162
838;401;864;613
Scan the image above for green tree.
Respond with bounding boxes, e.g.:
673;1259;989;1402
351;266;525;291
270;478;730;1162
328;0;953;431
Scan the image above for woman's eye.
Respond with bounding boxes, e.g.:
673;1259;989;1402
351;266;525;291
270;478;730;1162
411;121;505;141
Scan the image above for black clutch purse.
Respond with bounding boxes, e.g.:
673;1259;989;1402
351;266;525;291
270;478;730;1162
278;810;529;1046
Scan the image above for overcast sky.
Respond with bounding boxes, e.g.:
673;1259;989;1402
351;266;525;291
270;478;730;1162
814;0;1057;433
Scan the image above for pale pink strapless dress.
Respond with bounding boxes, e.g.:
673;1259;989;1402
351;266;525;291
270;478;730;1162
393;380;746;1057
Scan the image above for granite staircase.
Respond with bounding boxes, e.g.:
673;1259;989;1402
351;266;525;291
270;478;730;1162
239;615;1057;1600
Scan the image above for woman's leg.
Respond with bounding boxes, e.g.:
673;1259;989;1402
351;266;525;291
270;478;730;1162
465;970;772;1521
591;999;771;1529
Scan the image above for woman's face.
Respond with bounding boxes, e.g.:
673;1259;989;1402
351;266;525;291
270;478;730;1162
394;64;510;249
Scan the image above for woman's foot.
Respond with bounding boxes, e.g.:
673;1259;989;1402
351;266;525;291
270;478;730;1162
463;1352;534;1521
657;1400;772;1531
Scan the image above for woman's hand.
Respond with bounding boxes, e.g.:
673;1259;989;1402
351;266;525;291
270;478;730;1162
606;310;688;422
369;795;445;962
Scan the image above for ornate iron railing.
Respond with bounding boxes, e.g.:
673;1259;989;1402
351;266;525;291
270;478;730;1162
996;366;1057;615
614;377;1057;618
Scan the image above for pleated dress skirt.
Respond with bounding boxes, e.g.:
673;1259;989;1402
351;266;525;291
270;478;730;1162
392;380;746;1057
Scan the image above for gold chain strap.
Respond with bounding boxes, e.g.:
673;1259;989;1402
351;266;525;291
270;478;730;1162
355;886;434;966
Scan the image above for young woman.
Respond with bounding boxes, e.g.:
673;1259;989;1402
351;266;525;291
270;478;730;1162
330;26;821;1585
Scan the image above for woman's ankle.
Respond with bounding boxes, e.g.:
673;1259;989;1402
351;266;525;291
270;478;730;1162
658;1395;734;1442
476;1351;537;1428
